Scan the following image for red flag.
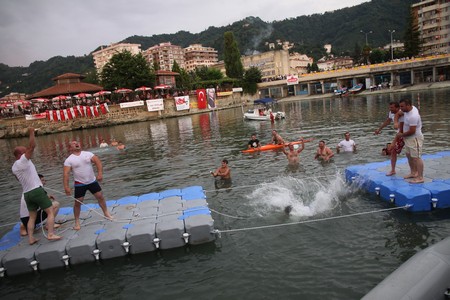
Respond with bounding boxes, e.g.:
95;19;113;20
86;106;92;117
197;89;207;109
66;108;73;120
46;110;50;121
92;106;99;117
52;110;58;121
100;104;107;114
77;105;84;117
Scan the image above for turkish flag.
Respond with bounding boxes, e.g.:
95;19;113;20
63;109;69;120
46;110;51;121
77;105;84;117
197;89;207;109
52;110;58;121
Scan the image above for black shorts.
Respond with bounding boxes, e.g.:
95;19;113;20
74;181;102;199
21;209;48;230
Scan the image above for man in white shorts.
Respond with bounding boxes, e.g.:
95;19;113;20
397;99;424;183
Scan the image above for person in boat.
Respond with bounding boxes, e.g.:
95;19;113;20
116;141;126;150
314;140;334;162
248;133;261;149
12;127;61;244
99;139;108;148
374;101;405;176
211;159;231;189
336;132;356;153
63;140;113;230
271;130;285;145
19;174;60;237
282;138;305;165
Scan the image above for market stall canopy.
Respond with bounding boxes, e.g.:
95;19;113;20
93;90;111;97
114;88;133;94
31;98;49;103
135;86;152;92
74;93;92;99
154;84;171;90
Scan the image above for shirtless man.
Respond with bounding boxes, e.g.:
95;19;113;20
12;128;61;244
314;140;334;162
63;140;113;230
271;130;285;145
282;139;305;165
211;159;231;180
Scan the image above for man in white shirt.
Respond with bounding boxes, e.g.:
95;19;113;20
336;132;356;153
63;140;112;230
397;99;424;183
12;128;61;244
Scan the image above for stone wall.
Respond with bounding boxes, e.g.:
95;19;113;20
0;93;256;139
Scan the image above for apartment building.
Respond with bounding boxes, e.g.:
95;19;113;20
412;0;450;55
289;52;314;74
142;42;185;71
92;43;141;72
241;50;291;80
184;44;219;72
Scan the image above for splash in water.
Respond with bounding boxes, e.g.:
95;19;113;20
246;173;349;218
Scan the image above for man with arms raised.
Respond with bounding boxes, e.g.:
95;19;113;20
63;140;112;230
282;138;305;165
397;99;424;183
12;128;61;244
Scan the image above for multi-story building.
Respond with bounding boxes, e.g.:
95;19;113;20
143;42;185;71
184;44;218;72
92;43;141;72
317;56;354;71
241;50;291;81
289;52;314;74
412;0;450;56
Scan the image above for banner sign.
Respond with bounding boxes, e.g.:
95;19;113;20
286;75;299;85
119;100;144;109
146;98;164;111
25;113;47;120
175;96;190;111
206;88;216;109
46;104;109;122
217;91;233;97
232;87;243;92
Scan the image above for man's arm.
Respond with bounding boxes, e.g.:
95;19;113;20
297;140;305;154
375;118;391;135
63;166;72;195
326;148;334;161
398;125;416;138
91;155;103;181
24;128;36;160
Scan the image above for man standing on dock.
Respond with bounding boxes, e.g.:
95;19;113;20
63;140;113;230
12;128;61;244
397;99;424;184
374;101;404;176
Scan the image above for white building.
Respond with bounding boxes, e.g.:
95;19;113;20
92;43;141;72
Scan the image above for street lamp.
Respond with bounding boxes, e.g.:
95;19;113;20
388;29;396;61
360;30;373;45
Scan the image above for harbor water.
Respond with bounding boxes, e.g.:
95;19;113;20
1;88;450;299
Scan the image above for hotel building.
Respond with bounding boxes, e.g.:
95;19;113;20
92;43;141;72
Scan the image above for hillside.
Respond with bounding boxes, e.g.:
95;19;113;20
0;0;417;98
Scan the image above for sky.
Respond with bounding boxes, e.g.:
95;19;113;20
0;0;368;67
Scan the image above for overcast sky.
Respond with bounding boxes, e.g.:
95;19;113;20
0;0;368;67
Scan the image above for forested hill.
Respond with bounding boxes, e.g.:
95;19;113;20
1;0;417;97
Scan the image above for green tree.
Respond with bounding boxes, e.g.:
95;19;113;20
194;66;223;81
223;31;244;78
369;48;387;64
403;9;421;57
352;43;362;64
242;66;262;95
100;51;155;90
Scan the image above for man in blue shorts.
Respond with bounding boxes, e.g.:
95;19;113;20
63;140;112;230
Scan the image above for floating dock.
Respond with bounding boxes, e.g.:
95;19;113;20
0;186;216;277
345;151;450;212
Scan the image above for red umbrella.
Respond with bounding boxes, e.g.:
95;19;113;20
74;93;92;98
31;98;49;103
114;88;133;94
154;84;171;90
135;86;152;92
93;90;111;97
52;95;71;101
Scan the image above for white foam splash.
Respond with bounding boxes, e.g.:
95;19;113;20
247;173;348;217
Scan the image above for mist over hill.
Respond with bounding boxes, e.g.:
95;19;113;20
0;0;416;97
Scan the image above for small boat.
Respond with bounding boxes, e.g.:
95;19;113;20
334;86;348;96
348;83;364;94
241;138;313;153
243;98;286;121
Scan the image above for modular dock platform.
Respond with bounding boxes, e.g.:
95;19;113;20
0;186;215;277
345;151;450;212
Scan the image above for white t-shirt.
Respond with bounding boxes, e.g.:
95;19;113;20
403;106;422;137
12;154;42;193
338;139;356;152
388;111;405;133
64;151;96;184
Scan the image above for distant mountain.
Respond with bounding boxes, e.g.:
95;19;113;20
0;0;417;98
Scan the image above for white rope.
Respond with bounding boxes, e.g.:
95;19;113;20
209;208;247;220
217;205;410;234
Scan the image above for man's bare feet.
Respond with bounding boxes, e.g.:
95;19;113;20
104;213;114;221
386;171;396;176
47;234;62;241
20;224;27;236
29;237;39;245
73;223;81;230
44;224;61;231
403;174;417;179
409;178;425;184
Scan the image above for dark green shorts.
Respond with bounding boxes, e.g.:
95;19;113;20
24;187;52;211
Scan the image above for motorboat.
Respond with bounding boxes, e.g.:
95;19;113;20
243;98;286;121
348;83;364;94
